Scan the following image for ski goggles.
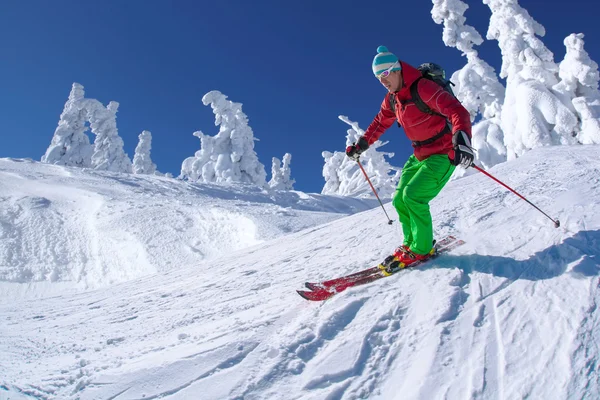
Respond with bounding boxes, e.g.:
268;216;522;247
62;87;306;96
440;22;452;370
377;61;399;80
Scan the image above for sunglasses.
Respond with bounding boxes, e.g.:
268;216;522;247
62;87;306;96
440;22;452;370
377;62;399;80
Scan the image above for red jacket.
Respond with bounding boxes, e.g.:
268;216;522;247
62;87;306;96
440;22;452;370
363;61;472;162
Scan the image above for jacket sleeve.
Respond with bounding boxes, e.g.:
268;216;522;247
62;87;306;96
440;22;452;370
417;79;472;137
362;95;397;145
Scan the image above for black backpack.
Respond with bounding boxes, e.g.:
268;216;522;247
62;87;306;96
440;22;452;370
389;62;456;121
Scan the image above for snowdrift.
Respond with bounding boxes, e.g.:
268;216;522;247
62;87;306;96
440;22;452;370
0;158;376;297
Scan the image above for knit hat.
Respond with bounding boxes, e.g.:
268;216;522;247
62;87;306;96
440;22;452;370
372;45;401;77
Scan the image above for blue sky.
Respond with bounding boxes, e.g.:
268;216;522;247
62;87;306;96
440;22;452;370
1;0;598;193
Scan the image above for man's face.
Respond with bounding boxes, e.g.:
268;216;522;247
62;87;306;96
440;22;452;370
379;70;402;93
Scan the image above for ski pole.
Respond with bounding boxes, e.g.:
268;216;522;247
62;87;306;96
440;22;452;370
471;164;560;228
356;158;394;225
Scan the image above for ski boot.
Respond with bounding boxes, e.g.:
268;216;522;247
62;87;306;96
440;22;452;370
379;241;437;276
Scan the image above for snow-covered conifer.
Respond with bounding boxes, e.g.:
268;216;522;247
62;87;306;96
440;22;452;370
431;0;506;169
132;130;157;175
43;84;132;173
484;0;578;159
321;116;400;198
269;153;295;190
553;33;600;144
82;100;132;173
180;91;267;187
41;83;93;167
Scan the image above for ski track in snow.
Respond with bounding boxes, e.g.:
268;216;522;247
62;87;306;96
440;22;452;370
1;146;600;399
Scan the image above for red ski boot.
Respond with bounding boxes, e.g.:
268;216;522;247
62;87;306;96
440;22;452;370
380;245;436;275
395;247;436;268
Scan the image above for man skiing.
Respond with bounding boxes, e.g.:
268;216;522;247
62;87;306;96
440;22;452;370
346;45;474;268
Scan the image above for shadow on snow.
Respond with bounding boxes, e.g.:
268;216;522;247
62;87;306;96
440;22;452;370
432;229;600;281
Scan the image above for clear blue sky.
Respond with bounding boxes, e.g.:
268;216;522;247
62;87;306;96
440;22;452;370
1;0;598;193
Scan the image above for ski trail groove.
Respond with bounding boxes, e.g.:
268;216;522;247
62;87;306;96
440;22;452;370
303;303;408;397
490;299;506;399
345;304;408;399
129;341;260;400
234;298;368;399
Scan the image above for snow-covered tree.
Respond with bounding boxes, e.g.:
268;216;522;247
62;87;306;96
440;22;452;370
81;99;132;173
483;0;578;160
553;33;600;144
41;83;93;167
42;83;132;173
132;130;157;175
269;153;295;190
322;116;400;199
431;0;506;169
180;91;267;187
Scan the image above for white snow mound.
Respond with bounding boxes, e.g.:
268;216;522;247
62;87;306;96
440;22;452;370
0;159;376;297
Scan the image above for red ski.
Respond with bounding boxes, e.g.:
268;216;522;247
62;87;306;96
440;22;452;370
297;236;465;301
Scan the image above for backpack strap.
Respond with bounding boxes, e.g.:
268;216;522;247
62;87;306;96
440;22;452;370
406;77;453;148
389;77;448;129
411;122;451;148
388;93;401;127
409;77;446;119
389;92;397;114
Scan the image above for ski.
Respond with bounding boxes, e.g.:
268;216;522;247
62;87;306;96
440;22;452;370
304;235;460;291
297;236;465;301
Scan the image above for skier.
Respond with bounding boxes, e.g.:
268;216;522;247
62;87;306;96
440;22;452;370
346;46;474;268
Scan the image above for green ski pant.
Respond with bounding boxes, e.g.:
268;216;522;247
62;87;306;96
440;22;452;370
392;154;455;255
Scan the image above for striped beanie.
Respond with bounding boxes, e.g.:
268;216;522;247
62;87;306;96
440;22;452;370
372;45;401;77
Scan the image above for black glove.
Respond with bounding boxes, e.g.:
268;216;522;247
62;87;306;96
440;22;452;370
346;136;370;160
451;130;474;168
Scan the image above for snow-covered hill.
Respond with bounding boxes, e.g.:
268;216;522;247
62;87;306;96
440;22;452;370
2;146;600;399
0;158;376;298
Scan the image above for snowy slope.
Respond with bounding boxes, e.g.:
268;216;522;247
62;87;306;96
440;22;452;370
1;146;600;400
0;158;376;298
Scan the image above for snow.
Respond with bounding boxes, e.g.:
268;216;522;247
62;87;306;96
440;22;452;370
484;0;579;160
86;100;133;173
180;91;267;186
0;158;376;298
431;0;507;170
132;131;157;175
5;2;600;398
431;0;600;169
41;83;93;168
554;33;600;145
41;83;133;173
2;145;600;399
269;153;295;190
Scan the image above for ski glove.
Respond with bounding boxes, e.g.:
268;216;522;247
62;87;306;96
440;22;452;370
346;136;369;160
451;130;475;168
